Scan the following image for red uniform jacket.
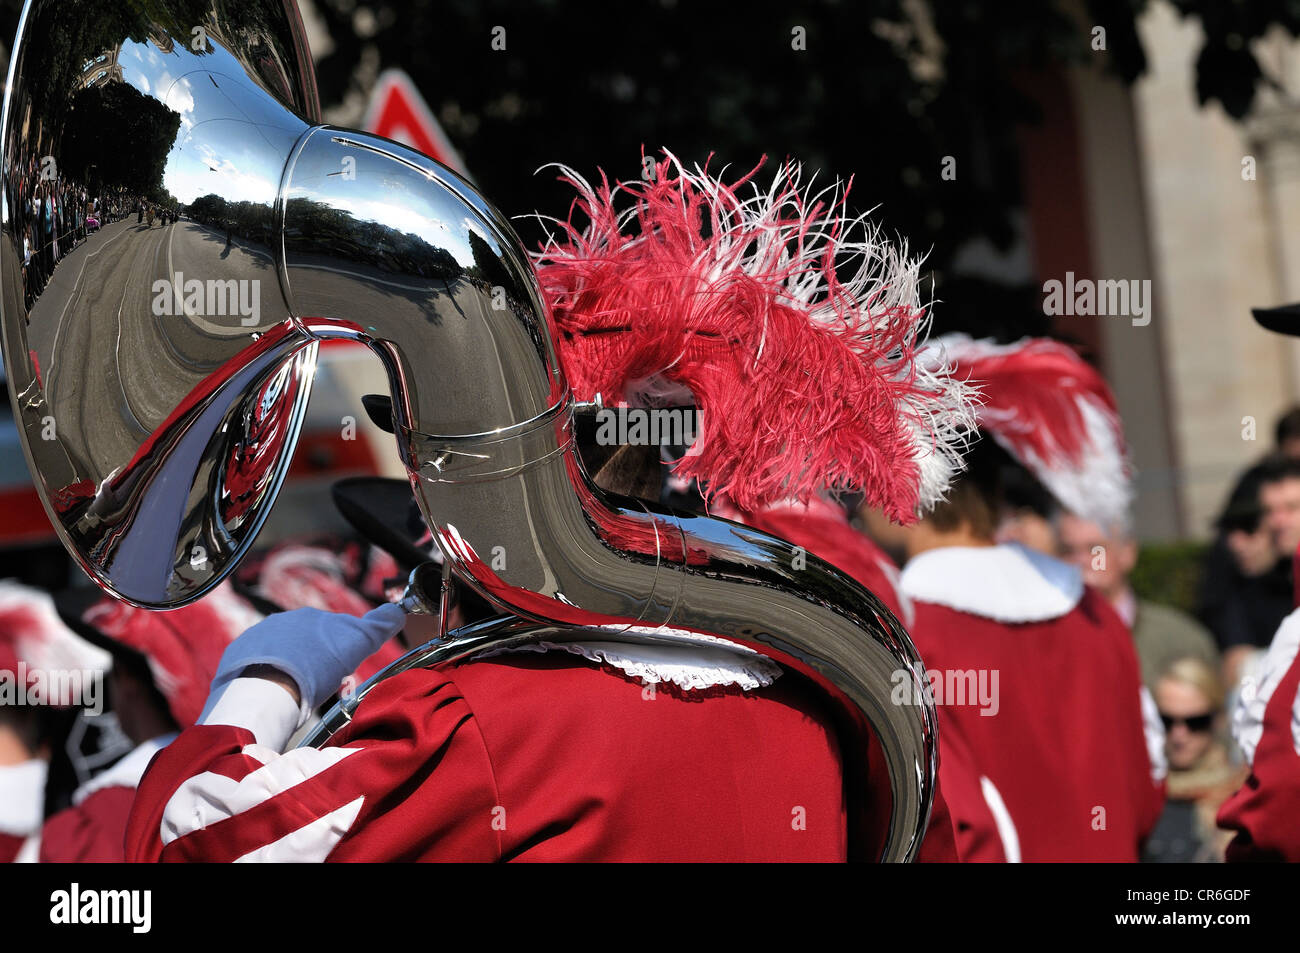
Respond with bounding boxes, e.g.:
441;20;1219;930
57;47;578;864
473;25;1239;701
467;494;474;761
0;834;23;863
40;788;137;863
1218;608;1300;861
39;736;175;863
732;498;957;859
737;498;912;628
900;544;1165;861
127;648;865;862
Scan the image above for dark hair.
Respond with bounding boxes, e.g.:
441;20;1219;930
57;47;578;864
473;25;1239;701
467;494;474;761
1256;453;1300;490
927;477;997;538
0;702;47;753
103;643;178;734
925;435;1035;539
1215;463;1266;534
1276;406;1300;446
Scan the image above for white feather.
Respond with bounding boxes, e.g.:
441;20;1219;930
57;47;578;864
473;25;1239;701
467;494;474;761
528;152;982;515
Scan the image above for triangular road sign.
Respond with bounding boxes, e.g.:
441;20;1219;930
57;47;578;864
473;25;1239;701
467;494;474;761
363;69;470;178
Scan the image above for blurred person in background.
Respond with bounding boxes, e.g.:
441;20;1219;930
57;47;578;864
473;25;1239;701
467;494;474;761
1197;461;1292;687
1207;299;1300;861
1141;657;1242;862
0;581;109;863
896;442;1163;861
1058;512;1218;688
38;583;262;862
1260;455;1300;562
0;680;48;863
894;335;1165;862
1197;403;1300;679
1273;406;1300;461
991;464;1061;557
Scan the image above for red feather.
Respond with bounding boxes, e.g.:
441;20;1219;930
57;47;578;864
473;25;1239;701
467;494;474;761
933;335;1131;526
534;151;975;521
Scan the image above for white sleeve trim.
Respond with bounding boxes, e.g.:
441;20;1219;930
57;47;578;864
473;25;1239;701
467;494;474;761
201;677;310;752
1139;686;1168;783
14;833;39;864
978;775;1021;863
1232;608;1300;765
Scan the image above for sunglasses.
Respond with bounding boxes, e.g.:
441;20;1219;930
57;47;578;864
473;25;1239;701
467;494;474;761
1159;711;1214;733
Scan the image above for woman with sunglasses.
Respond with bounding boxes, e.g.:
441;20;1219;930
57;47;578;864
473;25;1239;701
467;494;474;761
1142;657;1245;862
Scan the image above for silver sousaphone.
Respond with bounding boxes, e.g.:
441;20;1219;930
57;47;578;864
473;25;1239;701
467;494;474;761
0;0;937;860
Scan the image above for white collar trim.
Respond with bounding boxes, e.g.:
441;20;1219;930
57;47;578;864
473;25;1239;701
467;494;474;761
0;760;48;835
475;630;782;692
900;543;1083;622
72;733;176;805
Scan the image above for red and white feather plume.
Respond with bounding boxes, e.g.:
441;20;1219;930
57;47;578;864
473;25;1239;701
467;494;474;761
78;581;264;728
0;580;110;686
532;151;977;522
926;333;1132;529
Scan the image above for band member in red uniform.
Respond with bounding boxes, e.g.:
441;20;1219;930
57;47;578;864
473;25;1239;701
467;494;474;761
894;335;1165;861
0;581;109;863
1216;606;1300;861
1214;303;1300;861
125;153;976;862
39;583;263;862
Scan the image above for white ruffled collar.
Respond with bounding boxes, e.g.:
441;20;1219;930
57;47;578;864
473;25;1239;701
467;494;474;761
475;629;782;691
899;542;1083;622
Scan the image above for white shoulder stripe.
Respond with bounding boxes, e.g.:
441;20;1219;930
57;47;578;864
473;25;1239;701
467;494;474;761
160;745;360;846
234;797;365;863
978;775;1021;863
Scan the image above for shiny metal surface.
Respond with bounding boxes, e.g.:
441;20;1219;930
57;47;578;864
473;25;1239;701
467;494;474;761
1;0;317;606
2;0;937;860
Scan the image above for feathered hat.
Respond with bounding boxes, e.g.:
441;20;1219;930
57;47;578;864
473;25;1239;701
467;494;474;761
925;333;1132;529
0;580;110;696
55;581;262;729
530;150;977;522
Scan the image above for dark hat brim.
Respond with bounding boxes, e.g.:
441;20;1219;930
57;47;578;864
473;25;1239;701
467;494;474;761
1253;304;1300;336
331;476;433;571
361;394;396;434
330;476;498;622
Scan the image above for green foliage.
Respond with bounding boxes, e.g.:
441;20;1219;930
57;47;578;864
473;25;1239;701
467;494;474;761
62;83;180;195
1131;540;1209;616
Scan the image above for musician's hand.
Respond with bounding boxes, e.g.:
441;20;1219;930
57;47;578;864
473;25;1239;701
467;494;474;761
201;604;407;717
